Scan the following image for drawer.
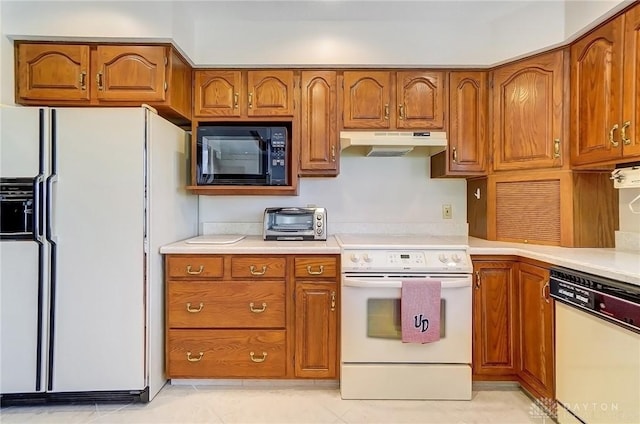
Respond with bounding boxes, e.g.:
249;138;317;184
294;256;338;279
167;282;285;328
231;256;286;279
167;329;286;378
167;255;223;278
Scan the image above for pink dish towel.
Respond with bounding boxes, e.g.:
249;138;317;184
401;279;442;343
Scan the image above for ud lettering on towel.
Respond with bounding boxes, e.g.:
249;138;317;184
414;314;429;332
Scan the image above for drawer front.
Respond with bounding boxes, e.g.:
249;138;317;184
231;257;286;279
294;256;338;279
168;282;285;328
167;256;224;278
167;329;286;378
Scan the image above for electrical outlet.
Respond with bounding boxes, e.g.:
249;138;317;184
442;204;452;219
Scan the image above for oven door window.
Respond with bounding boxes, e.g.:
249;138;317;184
271;213;313;232
199;132;268;184
367;298;446;339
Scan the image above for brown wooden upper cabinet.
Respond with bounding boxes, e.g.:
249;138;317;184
491;50;566;172
571;4;640;166
16;42;191;122
194;70;295;118
341;71;445;130
299;71;339;176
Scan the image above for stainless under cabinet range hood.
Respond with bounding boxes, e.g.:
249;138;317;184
340;131;447;157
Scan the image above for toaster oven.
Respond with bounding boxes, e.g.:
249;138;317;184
263;207;327;241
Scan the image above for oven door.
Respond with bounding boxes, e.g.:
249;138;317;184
341;274;472;364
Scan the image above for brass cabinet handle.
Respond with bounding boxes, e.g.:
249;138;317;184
542;282;550;303
621;121;631;145
330;291;336;312
609;124;620;147
248;92;253;109
553;139;561;158
249;351;267;363
306;265;324;275
384;104;390;120
452;147;458;163
186;351;204;362
249;302;267;313
96;72;104;90
331;145;336;162
399;104;405;120
79;71;86;90
186;302;204;313
233;92;239;109
186;265;204;275
474;271;481;289
249;265;267;276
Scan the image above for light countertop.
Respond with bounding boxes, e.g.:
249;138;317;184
160;234;639;286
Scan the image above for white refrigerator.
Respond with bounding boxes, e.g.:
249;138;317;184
0;106;197;403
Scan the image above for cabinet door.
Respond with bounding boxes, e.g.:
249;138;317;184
518;263;554;399
492;50;565;171
342;71;392;129
448;71;487;173
571;15;625;165
623;6;640;159
17;44;90;102
294;282;338;378
194;70;242;118
247;70;294;116
472;261;519;378
300;71;339;175
95;45;166;102
396;71;444;129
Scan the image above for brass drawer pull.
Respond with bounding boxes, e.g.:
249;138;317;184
248;92;253;109
609;124;620;147
621;121;631;146
186;351;204;362
186;265;204;275
233;92;239;109
249;302;267;313
249;265;267;276
79;71;86;90
399;104;405;120
186;302;204;313
331;291;336;312
96;72;104;90
475;271;481;289
553;139;561;159
249;351;267;363
452;147;458;163
384;104;390;120
306;265;324;275
542;282;550;304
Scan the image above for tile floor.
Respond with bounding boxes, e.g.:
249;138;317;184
0;384;554;424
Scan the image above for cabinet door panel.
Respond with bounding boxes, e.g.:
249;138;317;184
449;72;487;173
17;44;90;101
294;282;338;378
247;71;294;116
571;16;624;165
396;71;444;129
342;71;391;129
300;71;338;175
623;6;640;159
472;261;518;378
518;263;554;399
96;46;166;102
493;51;565;171
194;70;242;117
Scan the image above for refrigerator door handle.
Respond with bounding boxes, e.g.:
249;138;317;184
33;175;45;243
45;175;57;243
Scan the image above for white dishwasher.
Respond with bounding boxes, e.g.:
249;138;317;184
550;267;640;424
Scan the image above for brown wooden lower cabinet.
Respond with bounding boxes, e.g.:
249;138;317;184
472;257;555;401
164;253;340;379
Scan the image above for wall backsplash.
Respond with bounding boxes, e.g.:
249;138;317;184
616;188;640;251
198;149;468;236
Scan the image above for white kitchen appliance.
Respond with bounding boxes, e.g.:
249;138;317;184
0;106;197;404
336;234;473;400
550;267;640;424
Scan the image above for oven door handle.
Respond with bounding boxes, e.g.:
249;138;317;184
342;278;471;289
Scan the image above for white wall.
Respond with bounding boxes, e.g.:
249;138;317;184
198;150;467;233
565;0;631;41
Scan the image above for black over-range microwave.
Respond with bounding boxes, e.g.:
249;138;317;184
196;125;289;186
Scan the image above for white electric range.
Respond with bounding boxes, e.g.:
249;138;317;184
334;234;473;400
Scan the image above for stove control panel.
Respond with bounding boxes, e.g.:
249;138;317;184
342;249;471;272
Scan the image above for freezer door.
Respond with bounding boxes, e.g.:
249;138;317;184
0;242;47;393
48;108;146;392
0;106;48;177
